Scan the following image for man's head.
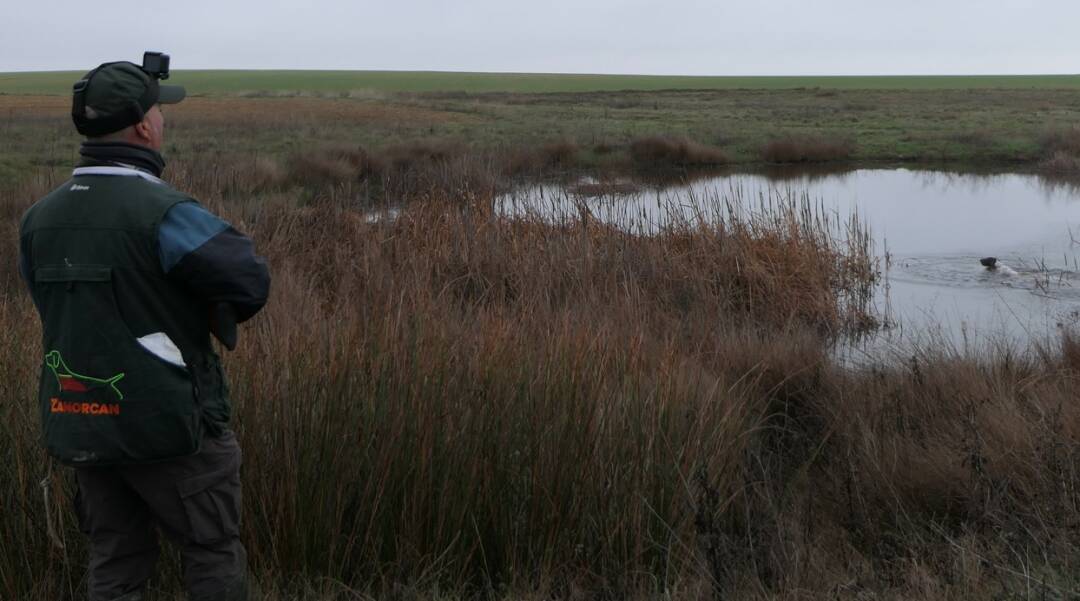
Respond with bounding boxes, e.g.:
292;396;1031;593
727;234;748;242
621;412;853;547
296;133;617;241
71;59;186;151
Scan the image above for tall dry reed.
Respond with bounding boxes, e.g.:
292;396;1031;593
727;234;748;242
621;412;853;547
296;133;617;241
0;153;871;599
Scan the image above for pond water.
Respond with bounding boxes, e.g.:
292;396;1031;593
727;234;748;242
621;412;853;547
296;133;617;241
497;169;1080;355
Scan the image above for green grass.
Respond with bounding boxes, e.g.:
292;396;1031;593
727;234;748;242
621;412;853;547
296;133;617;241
3;69;1080;96
4;68;1080;172
4;85;1080;177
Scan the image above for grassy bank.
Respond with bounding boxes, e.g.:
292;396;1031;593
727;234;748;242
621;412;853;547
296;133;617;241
4;82;1080;179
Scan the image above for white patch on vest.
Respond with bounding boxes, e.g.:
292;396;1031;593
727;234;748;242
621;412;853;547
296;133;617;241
69;184;90;191
136;332;187;367
71;166;165;185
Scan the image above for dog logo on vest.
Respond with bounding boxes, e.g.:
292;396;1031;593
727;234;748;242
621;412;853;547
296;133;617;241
45;350;125;400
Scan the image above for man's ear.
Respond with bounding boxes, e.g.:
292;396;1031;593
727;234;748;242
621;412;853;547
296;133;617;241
132;115;153;144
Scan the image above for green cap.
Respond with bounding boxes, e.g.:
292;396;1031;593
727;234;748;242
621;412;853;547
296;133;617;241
71;61;186;137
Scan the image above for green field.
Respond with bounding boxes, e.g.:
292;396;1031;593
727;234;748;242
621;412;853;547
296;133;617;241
3;69;1080;96
4;70;1080;175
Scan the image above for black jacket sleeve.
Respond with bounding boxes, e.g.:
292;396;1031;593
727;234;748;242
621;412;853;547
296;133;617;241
158;201;270;323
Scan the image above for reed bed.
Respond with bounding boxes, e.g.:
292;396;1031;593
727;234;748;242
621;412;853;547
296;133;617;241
2;144;1080;601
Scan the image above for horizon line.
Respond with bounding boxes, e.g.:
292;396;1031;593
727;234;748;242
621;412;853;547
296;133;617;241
2;68;1079;78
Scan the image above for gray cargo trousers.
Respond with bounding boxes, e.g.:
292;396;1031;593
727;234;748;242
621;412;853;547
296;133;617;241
73;431;247;601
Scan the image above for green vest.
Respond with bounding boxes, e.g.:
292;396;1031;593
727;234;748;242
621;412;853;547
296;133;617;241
21;169;229;465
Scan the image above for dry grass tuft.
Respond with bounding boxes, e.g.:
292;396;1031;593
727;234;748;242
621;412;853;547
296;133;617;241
538;140;580;166
1038;128;1080;179
1039;151;1080;173
761;136;854;163
592;140;617;155
1039;127;1080;157
288;151;358;186
383;140;466;171
503;140;582;175
629;136;728;167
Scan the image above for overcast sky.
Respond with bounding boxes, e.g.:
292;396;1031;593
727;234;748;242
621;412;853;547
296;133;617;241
3;0;1077;75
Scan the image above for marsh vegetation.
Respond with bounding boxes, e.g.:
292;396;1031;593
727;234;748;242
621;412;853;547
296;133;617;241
2;86;1080;600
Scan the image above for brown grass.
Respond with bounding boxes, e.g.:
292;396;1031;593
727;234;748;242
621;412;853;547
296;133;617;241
761;136;855;163
201;142;500;202
1038;128;1080;178
538;139;580;166
592;140;617;155
1039;150;1080;173
1039;127;1080;157
4;184;1080;601
502;140;582;175
0;153;887;600
288;151;359;186
4;97;1080;600
0;94;69;116
274;139;582;191
629;136;729;167
171;96;474;127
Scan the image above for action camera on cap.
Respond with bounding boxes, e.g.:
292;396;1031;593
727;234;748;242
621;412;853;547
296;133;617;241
142;51;171;80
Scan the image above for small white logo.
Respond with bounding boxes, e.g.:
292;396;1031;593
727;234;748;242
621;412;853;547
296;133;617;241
70;184;90;191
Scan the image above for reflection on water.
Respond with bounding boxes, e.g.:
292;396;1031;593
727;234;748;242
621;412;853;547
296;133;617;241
497;168;1080;355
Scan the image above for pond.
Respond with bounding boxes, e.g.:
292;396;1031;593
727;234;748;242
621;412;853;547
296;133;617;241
497;169;1080;355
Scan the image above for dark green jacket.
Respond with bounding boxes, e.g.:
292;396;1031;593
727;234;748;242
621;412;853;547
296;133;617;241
19;165;269;465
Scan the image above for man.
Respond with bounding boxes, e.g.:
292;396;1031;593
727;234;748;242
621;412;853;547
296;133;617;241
18;54;270;601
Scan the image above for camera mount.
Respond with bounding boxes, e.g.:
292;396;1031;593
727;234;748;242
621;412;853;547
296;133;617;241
142;51;170;80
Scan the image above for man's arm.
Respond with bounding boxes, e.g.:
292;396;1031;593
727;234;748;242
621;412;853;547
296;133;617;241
158;201;270;324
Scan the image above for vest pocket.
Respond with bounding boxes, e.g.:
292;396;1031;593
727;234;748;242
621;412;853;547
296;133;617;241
35;265;202;465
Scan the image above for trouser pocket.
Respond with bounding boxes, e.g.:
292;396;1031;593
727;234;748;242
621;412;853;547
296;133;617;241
177;453;242;546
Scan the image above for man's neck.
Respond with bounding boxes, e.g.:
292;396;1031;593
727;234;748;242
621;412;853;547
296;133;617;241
78;141;166;178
